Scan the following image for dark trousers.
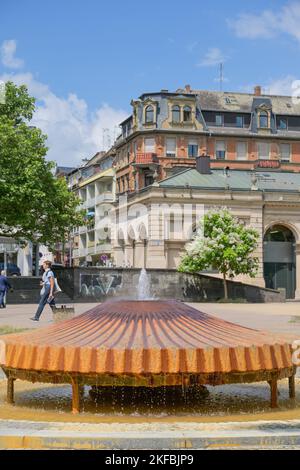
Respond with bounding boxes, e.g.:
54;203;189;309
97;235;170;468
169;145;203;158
34;286;55;320
0;290;6;307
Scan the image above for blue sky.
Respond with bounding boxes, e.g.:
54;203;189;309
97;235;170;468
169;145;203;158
1;0;300;164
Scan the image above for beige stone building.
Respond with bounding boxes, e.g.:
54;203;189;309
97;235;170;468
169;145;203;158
111;159;300;299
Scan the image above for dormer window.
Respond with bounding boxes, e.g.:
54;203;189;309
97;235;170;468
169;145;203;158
145;105;154;123
172;105;180;123
215;114;224;126
278;118;287;130
183;106;192;122
259;111;268;128
236;116;244;128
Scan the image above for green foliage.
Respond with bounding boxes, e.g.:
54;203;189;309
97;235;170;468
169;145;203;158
0;325;32;335
178;208;259;280
0;81;84;246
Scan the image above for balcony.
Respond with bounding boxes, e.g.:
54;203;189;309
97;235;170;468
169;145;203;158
73;248;88;258
87;245;96;255
95;243;112;254
80;198;95;209
135;153;159;165
95;193;114;204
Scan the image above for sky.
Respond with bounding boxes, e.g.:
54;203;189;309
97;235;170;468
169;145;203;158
1;0;300;165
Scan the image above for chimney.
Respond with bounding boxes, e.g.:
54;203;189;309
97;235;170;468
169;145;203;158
196;155;211;174
254;85;261;96
185;84;191;93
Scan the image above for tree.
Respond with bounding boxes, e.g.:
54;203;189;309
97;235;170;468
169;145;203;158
178;208;259;299
0;81;84;247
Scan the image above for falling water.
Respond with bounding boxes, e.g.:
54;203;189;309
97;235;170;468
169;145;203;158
137;268;152;300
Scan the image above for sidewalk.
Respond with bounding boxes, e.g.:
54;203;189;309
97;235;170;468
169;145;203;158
0;303;98;330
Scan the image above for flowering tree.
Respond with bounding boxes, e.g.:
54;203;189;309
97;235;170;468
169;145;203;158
178;208;259;299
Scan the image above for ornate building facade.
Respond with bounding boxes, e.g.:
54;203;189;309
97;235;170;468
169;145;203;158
114;85;300;194
111;159;300;299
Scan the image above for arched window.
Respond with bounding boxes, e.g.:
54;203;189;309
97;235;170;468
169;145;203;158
259;111;268;128
145;105;154;123
172;105;180;123
183;105;192;121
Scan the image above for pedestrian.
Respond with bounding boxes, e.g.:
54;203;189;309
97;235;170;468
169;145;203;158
30;260;55;321
0;270;12;308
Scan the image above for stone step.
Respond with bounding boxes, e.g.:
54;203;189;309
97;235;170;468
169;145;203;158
0;418;300;449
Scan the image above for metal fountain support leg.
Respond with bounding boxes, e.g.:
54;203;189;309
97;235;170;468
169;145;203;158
7;377;15;404
268;378;278;408
71;377;81;414
289;374;296;399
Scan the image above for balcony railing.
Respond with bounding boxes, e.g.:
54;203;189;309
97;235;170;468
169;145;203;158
95;243;112;253
73;248;88;258
95;193;114;204
135;153;158;165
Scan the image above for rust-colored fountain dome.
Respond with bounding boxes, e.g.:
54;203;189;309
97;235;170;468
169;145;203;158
0;300;294;374
0;300;297;412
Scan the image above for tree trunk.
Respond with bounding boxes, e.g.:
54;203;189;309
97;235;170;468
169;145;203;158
223;272;228;300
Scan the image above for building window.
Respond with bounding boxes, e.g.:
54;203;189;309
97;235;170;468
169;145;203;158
188;140;198;158
127;144;130;163
259;111;268;128
236;141;247;160
236;116;244;128
280;143;290;161
183;106;192;122
278;118;288;130
145;105;154;123
216;141;226;159
215;114;224;126
172;105;180;123
166;137;176;157
145;173;154;187
144;137;155;153
258;141;270;159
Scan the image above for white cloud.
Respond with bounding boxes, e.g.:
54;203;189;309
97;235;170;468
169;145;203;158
0;71;128;167
267;75;297;95
229;2;300;42
197;48;227;67
240;75;296;96
1;40;24;69
0;39;128;166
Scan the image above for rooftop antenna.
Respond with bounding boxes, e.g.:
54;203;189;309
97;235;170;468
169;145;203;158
219;63;224;92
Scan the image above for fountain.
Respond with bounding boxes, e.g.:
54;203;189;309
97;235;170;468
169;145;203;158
0;299;297;414
137;268;151;300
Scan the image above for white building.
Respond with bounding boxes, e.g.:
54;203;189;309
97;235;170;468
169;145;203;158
70;160;116;266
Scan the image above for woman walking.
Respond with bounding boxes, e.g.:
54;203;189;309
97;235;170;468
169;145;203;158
30;260;55;321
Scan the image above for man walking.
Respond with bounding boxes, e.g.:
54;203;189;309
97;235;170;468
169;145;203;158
30;260;55;321
0;270;11;308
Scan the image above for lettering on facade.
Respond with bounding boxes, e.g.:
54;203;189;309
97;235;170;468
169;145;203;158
255;160;281;169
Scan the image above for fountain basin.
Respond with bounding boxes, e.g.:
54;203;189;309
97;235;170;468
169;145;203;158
0;300;297;412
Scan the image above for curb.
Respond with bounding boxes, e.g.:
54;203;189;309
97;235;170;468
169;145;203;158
1;419;300;449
